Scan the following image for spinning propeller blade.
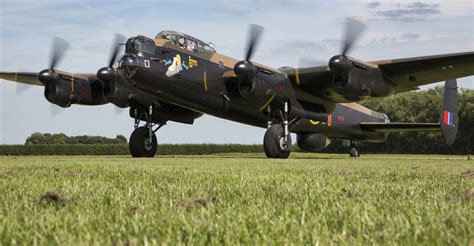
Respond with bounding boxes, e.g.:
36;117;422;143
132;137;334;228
245;24;264;61
341;17;366;56
108;33;126;68
49;36;70;70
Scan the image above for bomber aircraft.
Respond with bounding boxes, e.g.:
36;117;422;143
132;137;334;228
1;18;473;158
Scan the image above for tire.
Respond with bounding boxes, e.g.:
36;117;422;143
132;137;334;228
263;124;292;159
349;145;360;158
129;126;157;158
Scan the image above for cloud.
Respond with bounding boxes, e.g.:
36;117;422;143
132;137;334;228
366;2;381;9
400;33;420;40
373;33;422;45
271;40;329;55
373;1;441;22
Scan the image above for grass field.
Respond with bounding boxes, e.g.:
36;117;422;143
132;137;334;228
0;153;472;245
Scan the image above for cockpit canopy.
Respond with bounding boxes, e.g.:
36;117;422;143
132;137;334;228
156;30;216;53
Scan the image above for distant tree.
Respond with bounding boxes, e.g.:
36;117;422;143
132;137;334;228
25;133;128;145
116;135;127;143
25;132;47;145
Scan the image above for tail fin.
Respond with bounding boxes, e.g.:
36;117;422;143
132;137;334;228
440;79;458;145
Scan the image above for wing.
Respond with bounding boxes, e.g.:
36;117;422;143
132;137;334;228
0;71;96;86
373;52;474;94
0;72;42;86
282;52;474;99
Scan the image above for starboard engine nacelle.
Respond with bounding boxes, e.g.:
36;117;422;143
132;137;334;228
39;69;107;108
329;55;394;102
297;133;331;152
328;55;394;102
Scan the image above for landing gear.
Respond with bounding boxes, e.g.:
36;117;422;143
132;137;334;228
129;105;165;158
263;101;292;159
129;126;157;157
349;141;360;158
264;124;292;158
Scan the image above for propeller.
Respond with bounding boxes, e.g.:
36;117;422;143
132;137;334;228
38;37;71;86
234;25;264;86
108;33;127;68
329;17;367;72
295;18;367;70
97;33;126;84
49;37;70;70
245;24;264;61
114;106;126;115
50;104;66;117
341;17;366;56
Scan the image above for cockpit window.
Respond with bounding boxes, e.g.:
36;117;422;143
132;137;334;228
134;36;156;54
156;30;216;53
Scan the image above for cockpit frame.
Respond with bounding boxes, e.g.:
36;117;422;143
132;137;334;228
155;30;216;53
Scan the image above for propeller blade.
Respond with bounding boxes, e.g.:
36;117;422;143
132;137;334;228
341;17;366;56
108;33;127;68
49;37;70;69
15;83;30;95
50;104;66;117
245;24;264;61
114;106;126;115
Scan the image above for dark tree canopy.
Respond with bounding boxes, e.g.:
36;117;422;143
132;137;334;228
25;133;127;145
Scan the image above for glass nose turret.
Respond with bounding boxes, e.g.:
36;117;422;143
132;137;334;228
117;54;138;78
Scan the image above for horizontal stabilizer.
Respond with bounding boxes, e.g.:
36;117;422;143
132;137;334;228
360;122;440;132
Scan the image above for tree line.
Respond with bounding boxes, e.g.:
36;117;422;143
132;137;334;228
25;133;127;145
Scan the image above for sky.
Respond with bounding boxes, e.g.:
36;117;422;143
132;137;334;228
0;0;473;144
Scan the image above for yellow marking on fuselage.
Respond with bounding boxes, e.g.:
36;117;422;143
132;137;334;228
295;67;301;86
203;71;208;91
309;120;327;125
14;72;18;82
189;56;198;68
259;95;275;112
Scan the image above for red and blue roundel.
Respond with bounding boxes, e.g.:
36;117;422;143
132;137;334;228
443;111;454;126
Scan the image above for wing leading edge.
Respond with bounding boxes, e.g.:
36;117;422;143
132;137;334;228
373;52;474;93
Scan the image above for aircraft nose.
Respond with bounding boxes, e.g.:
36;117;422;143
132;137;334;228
117;54;139;78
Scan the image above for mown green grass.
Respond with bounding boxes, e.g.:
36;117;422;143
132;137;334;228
0;153;472;245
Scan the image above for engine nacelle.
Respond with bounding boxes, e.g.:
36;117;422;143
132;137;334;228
329;56;394;102
42;72;107;108
297;133;331;152
237;68;295;108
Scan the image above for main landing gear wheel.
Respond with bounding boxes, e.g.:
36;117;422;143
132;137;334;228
263;101;292;159
349;142;360;158
129;126;157;158
264;124;292;159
